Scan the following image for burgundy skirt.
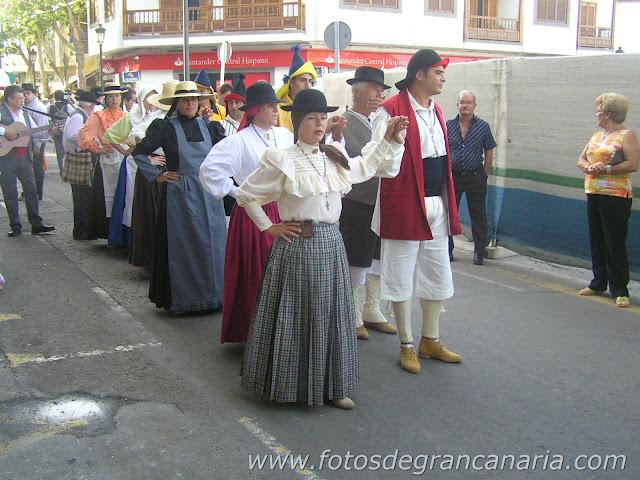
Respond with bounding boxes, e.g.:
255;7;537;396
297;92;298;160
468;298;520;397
220;202;279;343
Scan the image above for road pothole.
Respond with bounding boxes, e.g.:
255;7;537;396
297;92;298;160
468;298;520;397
0;392;139;440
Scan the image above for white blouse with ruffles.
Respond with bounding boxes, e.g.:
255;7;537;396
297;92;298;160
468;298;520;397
199;125;294;200
236;139;404;232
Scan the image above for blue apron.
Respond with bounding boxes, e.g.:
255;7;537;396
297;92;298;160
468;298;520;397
166;117;226;311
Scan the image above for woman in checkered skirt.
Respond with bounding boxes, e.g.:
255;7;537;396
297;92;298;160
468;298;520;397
236;89;408;409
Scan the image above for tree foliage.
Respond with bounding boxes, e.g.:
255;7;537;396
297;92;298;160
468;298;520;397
0;0;88;90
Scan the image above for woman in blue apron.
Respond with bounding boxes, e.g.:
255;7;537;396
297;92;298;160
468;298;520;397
131;81;227;312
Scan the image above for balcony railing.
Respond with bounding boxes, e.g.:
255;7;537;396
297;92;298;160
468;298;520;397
465;15;520;42
124;1;305;36
578;25;612;48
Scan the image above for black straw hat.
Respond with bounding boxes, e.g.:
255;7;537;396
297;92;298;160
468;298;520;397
346;66;391;90
395;49;449;91
239;82;283;111
280;89;338;113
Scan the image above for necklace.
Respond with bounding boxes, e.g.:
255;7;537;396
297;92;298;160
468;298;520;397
297;144;330;211
415;108;437;147
252;124;277;148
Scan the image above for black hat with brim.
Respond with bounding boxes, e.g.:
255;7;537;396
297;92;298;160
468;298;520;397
239;82;284;111
75;89;102;105
346;66;391;90
395;49;449;91
280;88;338;113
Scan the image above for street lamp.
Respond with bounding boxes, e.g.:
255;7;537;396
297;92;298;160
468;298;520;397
28;47;37;84
95;24;106;89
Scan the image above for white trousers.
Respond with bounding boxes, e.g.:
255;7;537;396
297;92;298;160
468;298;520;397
380;196;454;302
349;259;381;287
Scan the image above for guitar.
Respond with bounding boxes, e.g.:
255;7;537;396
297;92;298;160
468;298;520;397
0;120;65;157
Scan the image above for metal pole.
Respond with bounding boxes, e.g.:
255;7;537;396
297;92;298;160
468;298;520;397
98;43;103;88
183;0;190;80
333;22;340;73
219;43;226;88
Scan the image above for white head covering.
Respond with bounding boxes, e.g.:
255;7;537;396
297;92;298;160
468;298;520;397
129;85;166;143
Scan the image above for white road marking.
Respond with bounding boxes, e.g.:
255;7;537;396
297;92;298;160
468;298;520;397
6;341;163;367
0;314;22;323
456;270;526;292
91;286;133;318
239;417;323;480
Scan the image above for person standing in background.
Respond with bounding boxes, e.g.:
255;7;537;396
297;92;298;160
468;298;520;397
22;83;49;199
447;90;497;265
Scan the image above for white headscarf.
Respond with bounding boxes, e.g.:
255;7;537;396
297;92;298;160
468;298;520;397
129;85;164;142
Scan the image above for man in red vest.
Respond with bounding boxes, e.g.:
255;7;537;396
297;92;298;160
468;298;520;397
364;49;462;374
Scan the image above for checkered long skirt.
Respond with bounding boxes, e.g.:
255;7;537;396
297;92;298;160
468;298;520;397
241;223;359;406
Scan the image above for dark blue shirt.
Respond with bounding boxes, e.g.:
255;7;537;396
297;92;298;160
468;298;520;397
446;115;496;172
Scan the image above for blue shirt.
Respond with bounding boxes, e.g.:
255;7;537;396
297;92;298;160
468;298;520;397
446;115;496;172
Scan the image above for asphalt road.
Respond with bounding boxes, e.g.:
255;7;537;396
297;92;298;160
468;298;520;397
0;152;638;479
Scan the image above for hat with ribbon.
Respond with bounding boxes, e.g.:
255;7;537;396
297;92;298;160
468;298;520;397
99;82;129;95
394;49;449;91
275;45;318;99
346;66;391;90
147;80;179;111
239;82;283;111
280;88;338;113
159;80;214;105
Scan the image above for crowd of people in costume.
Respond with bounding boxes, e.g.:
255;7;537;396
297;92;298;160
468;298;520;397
1;46;637;410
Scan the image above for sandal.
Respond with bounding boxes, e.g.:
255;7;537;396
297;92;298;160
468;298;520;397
616;296;630;308
578;287;605;296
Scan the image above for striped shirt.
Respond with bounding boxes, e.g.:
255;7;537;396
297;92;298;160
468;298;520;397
221;116;240;137
446;115;496;172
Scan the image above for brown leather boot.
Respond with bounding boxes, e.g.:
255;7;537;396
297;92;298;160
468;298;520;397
356;325;369;340
399;346;421;373
418;337;462;363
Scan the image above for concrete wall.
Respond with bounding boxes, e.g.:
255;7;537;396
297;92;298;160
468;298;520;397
323;54;640;272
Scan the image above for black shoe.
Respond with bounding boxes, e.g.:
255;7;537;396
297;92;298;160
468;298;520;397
473;253;484;265
31;224;55;235
8;229;22;237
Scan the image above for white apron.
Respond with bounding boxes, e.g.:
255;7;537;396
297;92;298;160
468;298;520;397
100;148;125;218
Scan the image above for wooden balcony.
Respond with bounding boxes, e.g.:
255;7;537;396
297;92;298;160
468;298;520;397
124;1;305;36
578;25;612;49
465;15;520;42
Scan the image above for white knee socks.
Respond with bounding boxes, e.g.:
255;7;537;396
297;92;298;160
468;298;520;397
392;300;413;344
420;299;443;340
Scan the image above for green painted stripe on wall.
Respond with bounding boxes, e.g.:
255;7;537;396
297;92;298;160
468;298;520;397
491;167;640;197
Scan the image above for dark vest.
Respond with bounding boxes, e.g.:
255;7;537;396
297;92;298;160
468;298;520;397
68;108;90;152
0;102;33;161
343;109;379;206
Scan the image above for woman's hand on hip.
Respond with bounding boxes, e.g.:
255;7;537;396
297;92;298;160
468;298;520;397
156;171;179;184
266;222;302;243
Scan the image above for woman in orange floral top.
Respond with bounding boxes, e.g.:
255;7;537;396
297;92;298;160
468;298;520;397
577;93;639;308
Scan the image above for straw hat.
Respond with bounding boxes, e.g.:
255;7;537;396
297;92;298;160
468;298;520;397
147;80;179;111
159;80;214;105
100;82;129;95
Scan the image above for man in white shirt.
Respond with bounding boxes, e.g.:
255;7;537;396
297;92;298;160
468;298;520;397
339;66;397;340
366;49;462;374
22;83;49;199
0;85;55;236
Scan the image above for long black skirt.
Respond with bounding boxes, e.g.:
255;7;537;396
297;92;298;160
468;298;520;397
84;161;110;240
129;169;161;268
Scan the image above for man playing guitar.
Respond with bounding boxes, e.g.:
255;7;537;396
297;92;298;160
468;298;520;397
0;85;55;237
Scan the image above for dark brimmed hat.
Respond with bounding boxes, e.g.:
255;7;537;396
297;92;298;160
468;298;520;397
21;83;37;93
280;89;338;113
346;66;391;90
75;89;101;105
239;82;283;111
395;49;450;91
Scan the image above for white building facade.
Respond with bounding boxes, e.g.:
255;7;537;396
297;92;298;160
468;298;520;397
86;0;624;88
